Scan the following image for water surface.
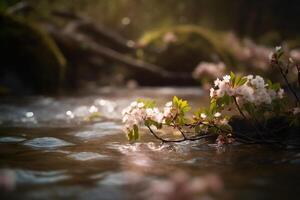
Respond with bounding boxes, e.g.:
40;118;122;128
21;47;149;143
0;87;299;200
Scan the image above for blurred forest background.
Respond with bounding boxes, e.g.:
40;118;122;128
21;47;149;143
1;0;300;95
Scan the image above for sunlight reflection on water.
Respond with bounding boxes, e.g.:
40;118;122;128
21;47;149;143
0;88;299;200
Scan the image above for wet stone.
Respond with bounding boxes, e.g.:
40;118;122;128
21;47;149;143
68;152;108;161
23;137;73;149
74;130;117;139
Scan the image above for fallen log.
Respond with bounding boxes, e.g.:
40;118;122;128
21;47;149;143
47;25;192;82
52;10;135;53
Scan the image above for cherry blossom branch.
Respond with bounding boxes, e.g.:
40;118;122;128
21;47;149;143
148;123;287;146
122;68;295;147
272;60;299;106
185;121;231;135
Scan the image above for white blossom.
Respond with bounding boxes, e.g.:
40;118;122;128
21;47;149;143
122;100;172;133
210;88;215;98
250;75;265;89
214;78;221;87
146;107;164;123
223;75;231;83
130;101;138;107
216;89;225;98
275;46;282;51
210;74;284;106
89;105;98;113
277;88;284;99
246;75;253;80
122;102;146;132
165;101;173;107
214;112;221;118
200;113;207;119
137;102;145;108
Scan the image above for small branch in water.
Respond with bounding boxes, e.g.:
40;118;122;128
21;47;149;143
146;125;215;143
146;123;291;147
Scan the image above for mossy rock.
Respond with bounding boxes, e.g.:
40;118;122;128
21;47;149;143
230;116;300;147
138;25;233;73
0;13;66;94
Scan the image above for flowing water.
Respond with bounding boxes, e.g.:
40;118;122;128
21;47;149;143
0;87;299;200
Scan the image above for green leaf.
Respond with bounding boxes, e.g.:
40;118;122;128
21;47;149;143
173;96;179;107
209;99;217;114
127;130;134;141
234;75;241;86
230;72;235;80
136;98;156;108
127;125;140;141
272;83;281;90
219;124;233;133
133;124;140;140
173;96;191;113
238;77;248;86
267;79;273;88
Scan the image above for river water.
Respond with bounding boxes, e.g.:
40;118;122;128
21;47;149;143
0;87;299;200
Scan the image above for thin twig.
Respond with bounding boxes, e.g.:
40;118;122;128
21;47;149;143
296;64;300;86
177;126;188;139
274;62;299;106
233;97;247;120
232;96;270;141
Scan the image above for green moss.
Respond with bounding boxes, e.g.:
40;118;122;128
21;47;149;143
257;31;282;47
0;13;66;93
138;25;233;73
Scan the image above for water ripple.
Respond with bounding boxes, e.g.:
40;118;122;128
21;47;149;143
23;137;74;149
